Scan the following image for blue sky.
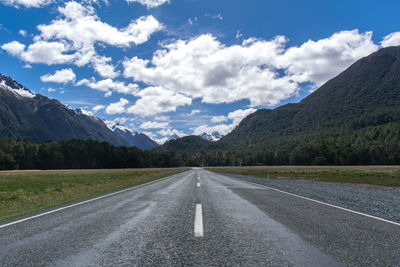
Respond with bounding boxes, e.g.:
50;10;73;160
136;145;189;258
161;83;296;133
1;0;400;143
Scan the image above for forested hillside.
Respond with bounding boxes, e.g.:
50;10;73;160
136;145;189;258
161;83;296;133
159;46;400;166
0;139;183;170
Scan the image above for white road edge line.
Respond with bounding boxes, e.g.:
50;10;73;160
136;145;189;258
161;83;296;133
0;171;189;229
194;204;204;237
197;182;200;187
220;173;400;227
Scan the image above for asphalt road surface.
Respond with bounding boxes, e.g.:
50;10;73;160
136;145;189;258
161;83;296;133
0;169;399;266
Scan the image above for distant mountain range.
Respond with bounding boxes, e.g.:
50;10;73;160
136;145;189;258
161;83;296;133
159;46;400;165
104;121;158;150
199;131;224;142
3;45;400;165
163;131;223;144
0;74;157;150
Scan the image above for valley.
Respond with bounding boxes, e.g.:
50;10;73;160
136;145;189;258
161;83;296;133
1;1;400;265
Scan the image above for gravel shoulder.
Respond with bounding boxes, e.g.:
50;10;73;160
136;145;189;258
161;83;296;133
218;172;400;223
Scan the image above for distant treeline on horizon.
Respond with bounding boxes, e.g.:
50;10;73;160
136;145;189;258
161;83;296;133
1;132;400;170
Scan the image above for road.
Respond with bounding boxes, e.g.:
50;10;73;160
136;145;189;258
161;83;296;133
0;169;399;266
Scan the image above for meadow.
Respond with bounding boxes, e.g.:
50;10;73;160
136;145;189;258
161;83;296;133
0;168;187;221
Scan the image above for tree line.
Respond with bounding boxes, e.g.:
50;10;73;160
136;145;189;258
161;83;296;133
1;121;400;171
0;139;177;170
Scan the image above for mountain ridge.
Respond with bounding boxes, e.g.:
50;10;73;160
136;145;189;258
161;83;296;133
219;45;400;147
0;74;158;150
159;46;400;165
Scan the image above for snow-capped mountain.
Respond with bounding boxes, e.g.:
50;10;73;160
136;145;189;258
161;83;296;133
0;74;36;98
75;109;157;149
199;131;224;141
74;107;96;118
0;73;158;150
104;120;158;150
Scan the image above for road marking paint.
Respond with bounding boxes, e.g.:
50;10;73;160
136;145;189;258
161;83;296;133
0;172;190;229
197;182;200;187
194;204;204;237
222;174;400;227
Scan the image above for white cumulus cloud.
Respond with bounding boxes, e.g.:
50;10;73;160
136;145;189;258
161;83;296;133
276;30;379;85
381;32;400;48
228;108;256;125
1;41;25;56
211;116;227;123
125;0;170;8
0;0;52;8
157;128;186;137
105;98;129;115
76;78;139;95
1;1;162;77
154;115;169;121
39;2;162;48
193;108;256;136
123;30;379;109
127;86;192;117
92;104;105;112
40;68;76;84
2;40;75;65
139;121;169;129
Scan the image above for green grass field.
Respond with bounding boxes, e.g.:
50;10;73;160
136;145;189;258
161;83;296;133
205;166;400;187
0;168;187;221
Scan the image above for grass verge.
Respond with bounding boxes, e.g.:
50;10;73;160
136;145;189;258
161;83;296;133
205;166;400;187
0;168;187;222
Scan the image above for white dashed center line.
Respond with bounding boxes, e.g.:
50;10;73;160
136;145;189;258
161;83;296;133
197;182;200;187
194;204;204;237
